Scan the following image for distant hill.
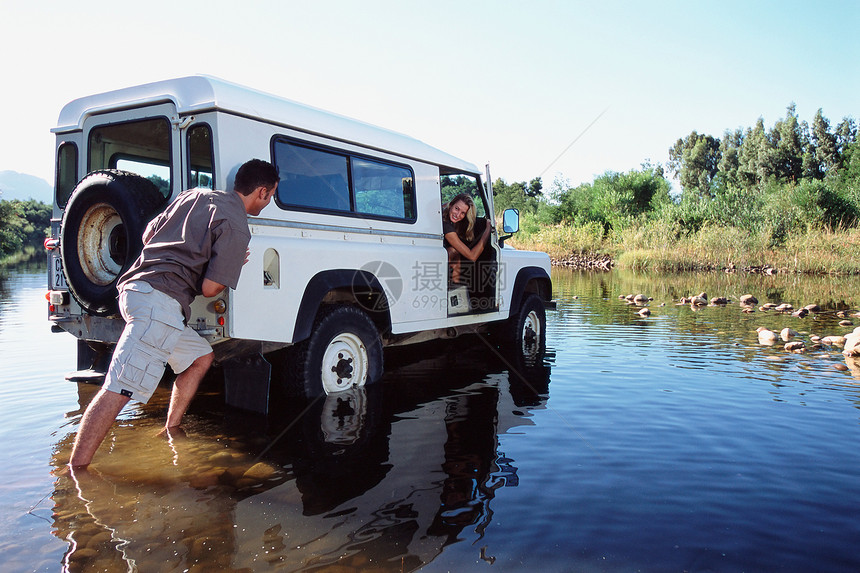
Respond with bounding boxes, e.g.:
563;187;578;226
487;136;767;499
0;171;52;204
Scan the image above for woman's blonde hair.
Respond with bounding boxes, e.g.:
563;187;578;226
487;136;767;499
443;193;476;242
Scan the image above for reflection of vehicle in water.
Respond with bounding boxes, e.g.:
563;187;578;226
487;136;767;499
239;341;554;569
51;338;551;571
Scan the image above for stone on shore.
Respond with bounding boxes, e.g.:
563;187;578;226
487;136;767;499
553;253;613;270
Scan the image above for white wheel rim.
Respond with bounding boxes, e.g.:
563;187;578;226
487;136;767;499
521;309;541;355
321;332;368;394
320;388;367;445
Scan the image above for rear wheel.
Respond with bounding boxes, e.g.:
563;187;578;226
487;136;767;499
285;305;384;398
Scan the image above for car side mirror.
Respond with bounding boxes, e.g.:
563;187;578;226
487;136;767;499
502;208;520;234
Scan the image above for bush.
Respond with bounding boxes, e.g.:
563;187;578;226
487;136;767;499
0;199;51;259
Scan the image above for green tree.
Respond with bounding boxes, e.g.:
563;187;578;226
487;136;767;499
769;103;804;183
15;199;51;244
667;131;721;198
0;199;51;258
738;118;774;188
834;117;857;156
0;200;24;257
492;177;542;216
548;166;669;230
717;128;743;189
811;108;839;176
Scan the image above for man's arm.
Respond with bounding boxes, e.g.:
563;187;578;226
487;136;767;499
201;247;249;297
141;213;164;244
201;278;226;298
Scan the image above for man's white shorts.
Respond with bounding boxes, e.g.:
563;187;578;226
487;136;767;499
102;281;212;403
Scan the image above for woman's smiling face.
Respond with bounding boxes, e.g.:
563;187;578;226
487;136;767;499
449;199;469;223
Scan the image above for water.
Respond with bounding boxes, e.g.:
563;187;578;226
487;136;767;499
2;262;860;572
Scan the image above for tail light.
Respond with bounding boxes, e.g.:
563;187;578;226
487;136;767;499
47;291;70;313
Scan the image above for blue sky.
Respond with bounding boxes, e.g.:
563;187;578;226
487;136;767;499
0;0;857;192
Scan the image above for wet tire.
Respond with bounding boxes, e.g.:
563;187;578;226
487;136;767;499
60;170;166;316
285;305;384;398
495;292;546;361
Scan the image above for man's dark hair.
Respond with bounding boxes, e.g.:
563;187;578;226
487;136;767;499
234;159;279;196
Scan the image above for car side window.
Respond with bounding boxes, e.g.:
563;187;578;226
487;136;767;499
272;137;416;221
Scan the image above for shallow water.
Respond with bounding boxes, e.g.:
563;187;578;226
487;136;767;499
2;263;860;571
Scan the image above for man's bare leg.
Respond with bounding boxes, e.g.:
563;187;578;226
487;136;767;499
165;352;213;429
69;388;130;468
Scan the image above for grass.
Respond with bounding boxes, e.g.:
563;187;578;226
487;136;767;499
508;215;860;275
0;245;41;267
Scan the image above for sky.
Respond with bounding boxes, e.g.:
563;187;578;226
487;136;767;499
1;0;857;193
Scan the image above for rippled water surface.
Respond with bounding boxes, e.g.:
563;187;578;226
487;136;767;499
2;263;860;572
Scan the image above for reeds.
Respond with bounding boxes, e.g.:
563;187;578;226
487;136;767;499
509;213;860;275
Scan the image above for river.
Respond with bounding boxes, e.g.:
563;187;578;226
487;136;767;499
2;260;860;572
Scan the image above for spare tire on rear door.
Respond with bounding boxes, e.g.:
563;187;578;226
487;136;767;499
60;170;167;316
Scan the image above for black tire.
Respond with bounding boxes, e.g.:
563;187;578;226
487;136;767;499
496;292;546;361
60;170;166;316
285;305;384;398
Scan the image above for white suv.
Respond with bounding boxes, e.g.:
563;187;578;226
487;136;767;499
46;76;552;411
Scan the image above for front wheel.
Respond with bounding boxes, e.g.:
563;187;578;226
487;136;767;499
496;292;546;360
285;305;384;398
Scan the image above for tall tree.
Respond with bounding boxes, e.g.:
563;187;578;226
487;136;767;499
667;131;721;198
717;128;744;189
811;108;839;175
738;118;774;187
769;103;805;183
834;117;858;158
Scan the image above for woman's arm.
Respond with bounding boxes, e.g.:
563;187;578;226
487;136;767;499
445;221;492;262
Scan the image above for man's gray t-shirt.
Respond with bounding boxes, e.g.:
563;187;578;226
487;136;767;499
119;188;251;321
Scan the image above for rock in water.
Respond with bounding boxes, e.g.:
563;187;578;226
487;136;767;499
740;294;758;305
780;328;799;341
843;329;860;357
242;462;277;481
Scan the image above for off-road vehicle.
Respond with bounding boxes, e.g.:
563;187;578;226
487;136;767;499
45;76;553;412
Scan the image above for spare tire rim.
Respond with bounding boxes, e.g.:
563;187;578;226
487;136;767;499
321;333;368;394
77;203;126;286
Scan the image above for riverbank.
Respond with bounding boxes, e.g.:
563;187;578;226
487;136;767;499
0;245;42;267
510;222;860;275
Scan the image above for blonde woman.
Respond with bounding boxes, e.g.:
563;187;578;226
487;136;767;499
442;193;492;285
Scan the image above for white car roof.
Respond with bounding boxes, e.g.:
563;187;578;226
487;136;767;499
53;75;480;174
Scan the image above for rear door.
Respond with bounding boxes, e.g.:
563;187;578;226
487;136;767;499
82;103;181;201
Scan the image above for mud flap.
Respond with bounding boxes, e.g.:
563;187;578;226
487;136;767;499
222;353;272;414
65;340;112;384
